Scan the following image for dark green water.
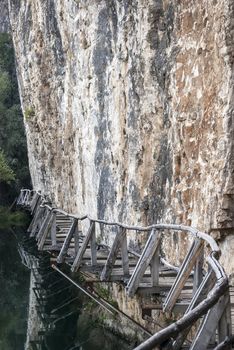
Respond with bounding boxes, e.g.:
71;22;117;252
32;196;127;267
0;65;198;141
0;229;30;349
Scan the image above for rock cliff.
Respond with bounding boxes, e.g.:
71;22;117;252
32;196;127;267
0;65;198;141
7;0;234;274
0;1;10;33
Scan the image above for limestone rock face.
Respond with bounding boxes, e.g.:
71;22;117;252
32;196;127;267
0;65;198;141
0;0;10;33
7;0;234;273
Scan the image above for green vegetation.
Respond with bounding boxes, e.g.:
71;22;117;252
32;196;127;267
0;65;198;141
24;106;35;120
94;283;119;309
0;33;31;350
0;33;30;205
0;150;15;183
0;207;28;230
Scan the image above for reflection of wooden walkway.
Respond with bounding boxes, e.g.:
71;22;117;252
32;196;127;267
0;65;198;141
18;189;234;350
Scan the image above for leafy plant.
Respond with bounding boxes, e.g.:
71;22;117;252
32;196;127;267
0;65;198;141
24;106;35;119
0;151;15;183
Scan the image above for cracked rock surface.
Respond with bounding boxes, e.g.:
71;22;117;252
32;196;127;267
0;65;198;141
7;0;234;274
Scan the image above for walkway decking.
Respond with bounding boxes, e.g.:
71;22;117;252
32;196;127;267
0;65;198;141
17;189;234;350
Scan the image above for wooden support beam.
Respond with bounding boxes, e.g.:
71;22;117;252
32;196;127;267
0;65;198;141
150;244;160;287
90;222;97;266
30;207;45;237
38;212;54;250
74;223;80;255
163;238;204;312
27;203;40;233
36;209;51;241
126;229;161;297
190;293;230;350
100;227;127;281
218;294;232;345
30;192;39;213
121;229;129;277
71;221;95;272
51;212;57;247
57;218;78;264
193;245;204;295
172;270;215;350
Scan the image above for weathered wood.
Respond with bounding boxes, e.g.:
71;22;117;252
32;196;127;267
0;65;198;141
71;221;95;272
193;245;204;295
30;192;39;213
214;335;234;350
172;270;215;350
121;229;129;276
27;203;41;233
191;293;230;350
90;222;97;266
57;218;78;263
133;277;228;350
30;206;46;237
50;212;57;247
218;294;232;344
100;227;127;281
74;223;80;255
38;212;54;250
127;229;161;297
36;209;51;241
151;244;160;287
163;239;204;312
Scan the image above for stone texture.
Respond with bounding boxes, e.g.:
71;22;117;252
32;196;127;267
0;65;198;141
0;0;10;33
7;0;234;274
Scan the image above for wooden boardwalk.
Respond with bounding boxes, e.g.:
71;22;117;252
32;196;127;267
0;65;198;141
17;189;234;350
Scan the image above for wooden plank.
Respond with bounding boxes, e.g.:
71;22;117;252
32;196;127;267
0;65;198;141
126;229;161;297
30;192;39;213
100;227;127;281
163;238;204;312
57;218;78;263
51;212;57;247
218;294;232;344
121;229;129;277
71;221;95;272
27;203;41;234
193;246;204;295
74;222;80;255
36;209;51;241
172;270;215;350
150;244;160;287
191;293;230;350
90;222;97;266
38;212;54;250
30;208;44;237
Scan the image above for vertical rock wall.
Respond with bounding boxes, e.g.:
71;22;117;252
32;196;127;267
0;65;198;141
7;0;234;273
0;0;10;33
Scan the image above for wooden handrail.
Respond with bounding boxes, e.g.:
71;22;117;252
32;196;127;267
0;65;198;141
18;189;229;350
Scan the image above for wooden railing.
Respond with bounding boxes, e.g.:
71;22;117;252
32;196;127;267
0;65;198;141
17;189;232;350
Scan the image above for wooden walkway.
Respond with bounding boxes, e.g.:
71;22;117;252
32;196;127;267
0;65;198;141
17;189;234;350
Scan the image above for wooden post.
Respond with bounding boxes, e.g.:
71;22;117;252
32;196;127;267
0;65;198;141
163;238;204;312
126;229;161;297
38;212;54;250
71;220;95;272
193;245;204;295
218;293;232;344
100;227;127;281
172;270;215;350
57;218;78;264
190;293;230;350
74;221;80;255
51;212;57;248
90;222;97;266
151;245;160;287
36;209;51;241
121;229;129;277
